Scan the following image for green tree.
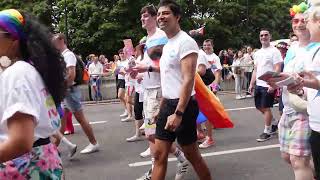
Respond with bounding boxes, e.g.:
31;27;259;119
0;0;303;57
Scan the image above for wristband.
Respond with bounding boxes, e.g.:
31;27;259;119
148;66;153;72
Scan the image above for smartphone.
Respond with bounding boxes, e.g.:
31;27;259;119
258;71;281;81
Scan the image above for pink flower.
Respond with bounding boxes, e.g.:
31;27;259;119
36;159;49;171
42;145;56;157
10;172;25;180
3;165;25;180
0;171;9;179
47;157;59;170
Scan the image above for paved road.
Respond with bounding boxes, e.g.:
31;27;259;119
60;94;294;180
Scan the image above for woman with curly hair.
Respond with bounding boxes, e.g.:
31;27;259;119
0;9;65;179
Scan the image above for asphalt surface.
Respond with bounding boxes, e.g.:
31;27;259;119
59;94;294;180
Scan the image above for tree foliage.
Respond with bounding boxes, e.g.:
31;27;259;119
1;0;302;57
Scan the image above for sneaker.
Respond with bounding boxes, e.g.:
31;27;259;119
121;116;133;122
120;111;128;118
80;143;99;154
140;147;151;158
68;144;77;158
270;124;278;135
199;137;215;149
126;135;144;142
136;169;152;180
235;95;242;100
139;122;145;130
274;103;279;107
197;131;206;143
256;133;271;142
246;94;253;98
236;95;245;100
64;130;74;135
175;161;189;180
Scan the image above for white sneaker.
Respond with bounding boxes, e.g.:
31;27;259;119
199;138;215;149
139;122;146;130
126;135;144;142
68;144;77;158
136;169;152;180
175;161;189;180
80;143;99;154
140;147;151;158
120;111;128;117
121;116;133;122
236;95;245;100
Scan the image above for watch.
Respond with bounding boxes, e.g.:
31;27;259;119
175;110;184;117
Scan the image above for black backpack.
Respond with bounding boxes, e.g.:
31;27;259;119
74;55;85;85
200;68;215;85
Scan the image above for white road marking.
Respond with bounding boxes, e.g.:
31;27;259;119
75;107;255;127
128;144;280;167
225;106;256;111
73;120;107;126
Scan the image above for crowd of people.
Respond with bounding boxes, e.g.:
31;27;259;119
1;0;320;180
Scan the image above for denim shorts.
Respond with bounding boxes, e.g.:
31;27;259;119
63;86;82;112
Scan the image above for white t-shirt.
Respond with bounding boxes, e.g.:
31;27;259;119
125;57;136;86
62;49;77;68
232;57;245;75
198;50;222;72
160;30;198;99
197;50;211;69
253;46;283;87
304;43;320;131
243;53;254;72
142;28;167;89
135;56;144;94
282;43;307;115
0;61;60;141
88;62;103;77
117;60;127;80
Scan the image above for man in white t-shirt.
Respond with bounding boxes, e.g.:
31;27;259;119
117;49;129;120
121;55;135;122
196;39;222;149
201;39;222;91
132;4;190;180
88;56;103;101
52;33;99;154
249;29;282;142
151;1;211;179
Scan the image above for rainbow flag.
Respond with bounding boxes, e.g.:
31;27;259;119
195;73;234;128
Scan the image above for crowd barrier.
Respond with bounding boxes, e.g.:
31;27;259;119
79;64;254;101
79;75;117;101
220;65;254;94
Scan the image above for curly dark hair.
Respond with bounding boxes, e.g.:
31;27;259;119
19;12;66;104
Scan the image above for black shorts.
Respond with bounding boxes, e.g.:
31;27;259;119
117;79;125;89
155;97;199;146
134;92;144;120
254;86;275;108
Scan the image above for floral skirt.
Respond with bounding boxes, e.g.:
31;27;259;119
0;143;63;180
